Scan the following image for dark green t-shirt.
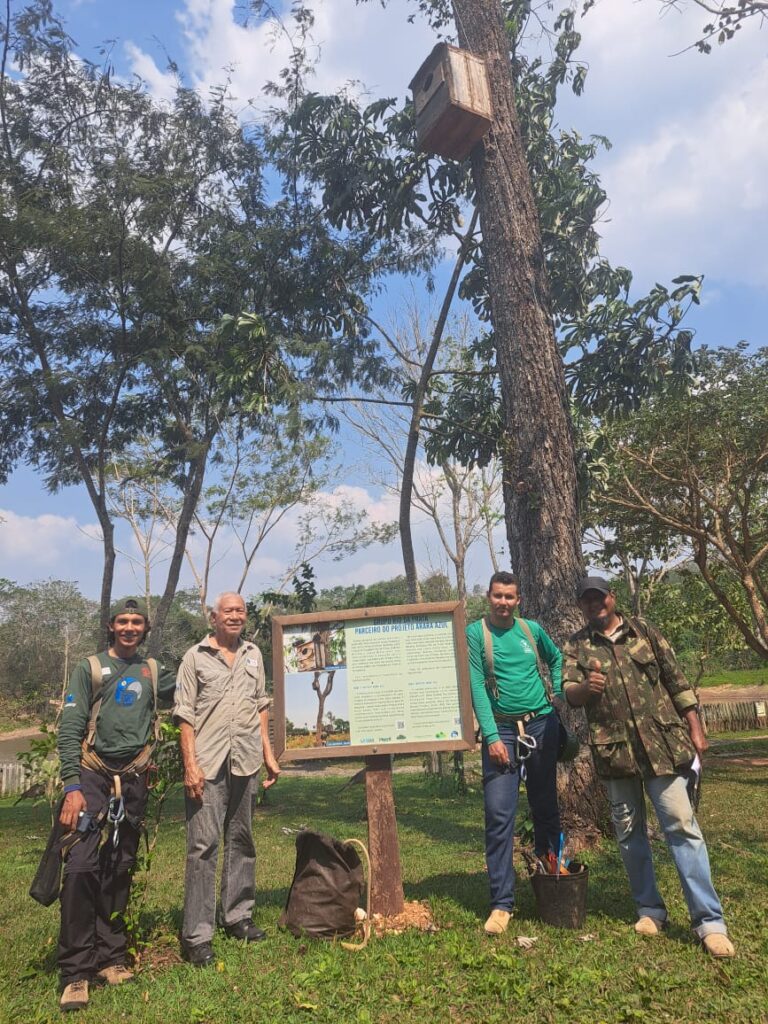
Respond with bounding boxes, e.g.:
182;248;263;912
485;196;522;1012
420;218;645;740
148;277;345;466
58;651;176;786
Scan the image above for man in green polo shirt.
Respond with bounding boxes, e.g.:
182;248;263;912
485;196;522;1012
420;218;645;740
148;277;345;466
466;571;563;934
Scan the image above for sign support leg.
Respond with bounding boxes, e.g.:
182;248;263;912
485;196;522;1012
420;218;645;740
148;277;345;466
365;754;405;916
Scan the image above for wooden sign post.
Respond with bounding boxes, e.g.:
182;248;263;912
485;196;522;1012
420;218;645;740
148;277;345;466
272;602;473;918
364;754;404;916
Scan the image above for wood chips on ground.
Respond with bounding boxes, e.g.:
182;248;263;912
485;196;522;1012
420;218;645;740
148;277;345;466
370;900;438;936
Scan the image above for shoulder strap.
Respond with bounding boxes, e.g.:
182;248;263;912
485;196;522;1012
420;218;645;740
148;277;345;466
480;617;498;699
86;655;104;746
146;657;161;742
516;618;553;701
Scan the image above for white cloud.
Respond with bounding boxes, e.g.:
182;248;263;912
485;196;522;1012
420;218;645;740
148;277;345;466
124;42;179;103
546;1;768;293
0;509;101;573
127;0;434;111
598;56;768;287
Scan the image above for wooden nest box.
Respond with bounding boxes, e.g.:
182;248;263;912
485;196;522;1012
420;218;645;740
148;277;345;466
409;43;492;161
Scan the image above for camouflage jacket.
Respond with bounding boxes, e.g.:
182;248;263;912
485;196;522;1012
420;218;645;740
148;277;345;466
562;615;698;779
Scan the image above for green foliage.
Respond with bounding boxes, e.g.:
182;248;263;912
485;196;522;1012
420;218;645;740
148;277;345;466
273;2;702;472
315;572;455;611
16;724;60;819
123;718;183;958
0;0;402;640
592;345;768;660
640;570;745;666
0;579;97;716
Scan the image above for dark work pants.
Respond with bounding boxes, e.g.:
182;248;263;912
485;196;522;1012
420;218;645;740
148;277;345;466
482;711;561;912
58;763;148;985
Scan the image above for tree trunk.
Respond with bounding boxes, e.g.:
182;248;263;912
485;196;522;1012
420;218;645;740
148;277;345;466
453;0;605;837
453;0;584;636
148;449;209;654
312;670;335;745
98;512;116;646
398;211;479;603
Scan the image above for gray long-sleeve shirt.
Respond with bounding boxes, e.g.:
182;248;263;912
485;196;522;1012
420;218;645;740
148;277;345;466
173;636;270;779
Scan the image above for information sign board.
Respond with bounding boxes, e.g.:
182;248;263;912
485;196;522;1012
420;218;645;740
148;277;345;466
271;602;474;761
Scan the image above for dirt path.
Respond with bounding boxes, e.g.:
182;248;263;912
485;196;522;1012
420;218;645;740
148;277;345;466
0;727;44;741
700;685;768;703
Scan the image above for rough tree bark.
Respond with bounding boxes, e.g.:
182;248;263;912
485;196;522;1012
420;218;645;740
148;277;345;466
452;0;606;838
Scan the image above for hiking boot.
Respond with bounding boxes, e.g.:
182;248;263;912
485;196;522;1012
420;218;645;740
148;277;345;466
634;916;667;936
96;964;134;985
223;919;267;942
484;909;511;935
181;940;215;967
702;933;735;958
60;979;89;1012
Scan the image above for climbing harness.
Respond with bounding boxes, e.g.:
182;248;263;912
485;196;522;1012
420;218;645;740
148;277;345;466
515;724;537;781
106;774;126;848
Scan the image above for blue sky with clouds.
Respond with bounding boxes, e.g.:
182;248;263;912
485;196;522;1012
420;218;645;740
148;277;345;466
1;0;765;600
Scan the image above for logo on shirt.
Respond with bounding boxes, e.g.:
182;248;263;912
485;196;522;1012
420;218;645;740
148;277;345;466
519;638;534;655
141;666;151;678
115;678;143;707
63;693;77;709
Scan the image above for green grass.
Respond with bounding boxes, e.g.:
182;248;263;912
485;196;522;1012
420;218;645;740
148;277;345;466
698;667;768;689
1;751;766;1024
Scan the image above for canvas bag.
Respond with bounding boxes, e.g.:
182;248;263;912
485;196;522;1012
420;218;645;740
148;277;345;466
279;830;365;939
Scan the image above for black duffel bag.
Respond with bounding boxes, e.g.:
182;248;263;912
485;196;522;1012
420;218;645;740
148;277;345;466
29;799;67;907
279;830;365;939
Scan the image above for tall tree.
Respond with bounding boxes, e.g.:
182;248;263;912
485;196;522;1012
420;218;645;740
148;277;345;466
0;1;396;646
450;0;584;638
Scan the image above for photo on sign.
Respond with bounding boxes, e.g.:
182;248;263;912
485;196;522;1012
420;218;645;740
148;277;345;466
282;623;350;749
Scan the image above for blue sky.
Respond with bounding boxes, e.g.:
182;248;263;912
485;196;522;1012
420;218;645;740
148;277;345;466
1;0;766;601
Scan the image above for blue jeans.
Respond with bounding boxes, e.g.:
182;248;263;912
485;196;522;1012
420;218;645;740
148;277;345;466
482;711;561;912
604;774;728;938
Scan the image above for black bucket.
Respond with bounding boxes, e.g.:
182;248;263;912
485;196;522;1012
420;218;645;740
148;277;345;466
530;863;589;929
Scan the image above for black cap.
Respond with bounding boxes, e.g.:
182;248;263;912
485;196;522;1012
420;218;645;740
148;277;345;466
109;597;149;621
576;576;614;599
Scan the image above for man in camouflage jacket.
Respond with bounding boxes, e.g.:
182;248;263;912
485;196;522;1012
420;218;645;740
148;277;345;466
563;577;734;957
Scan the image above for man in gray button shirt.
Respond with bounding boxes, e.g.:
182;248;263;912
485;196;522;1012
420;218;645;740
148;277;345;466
174;592;280;965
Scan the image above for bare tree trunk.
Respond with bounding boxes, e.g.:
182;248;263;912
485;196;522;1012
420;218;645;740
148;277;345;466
453;0;584;640
148;449;209;654
399;210;479;602
312;670;335;745
453;0;605;837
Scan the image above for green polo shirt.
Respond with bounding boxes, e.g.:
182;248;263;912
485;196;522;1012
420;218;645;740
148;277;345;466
466;617;563;745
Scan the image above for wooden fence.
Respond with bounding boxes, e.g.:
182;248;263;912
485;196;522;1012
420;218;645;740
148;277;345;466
0;762;30;797
701;701;768;733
